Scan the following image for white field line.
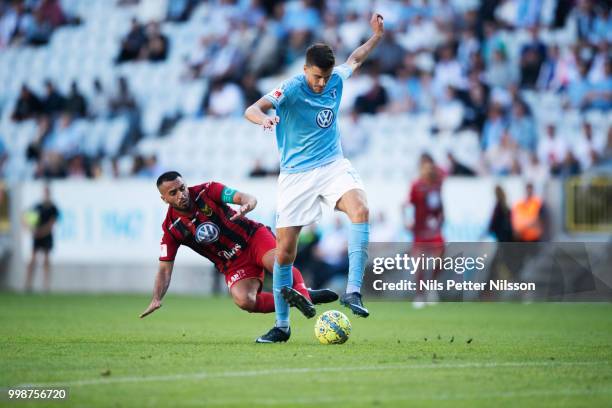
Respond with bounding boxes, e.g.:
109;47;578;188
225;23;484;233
13;360;610;389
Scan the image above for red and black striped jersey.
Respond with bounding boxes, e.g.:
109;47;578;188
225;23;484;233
159;182;263;271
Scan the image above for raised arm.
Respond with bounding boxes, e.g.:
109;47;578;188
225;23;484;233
244;97;279;130
346;13;385;72
229;190;258;221
140;261;174;318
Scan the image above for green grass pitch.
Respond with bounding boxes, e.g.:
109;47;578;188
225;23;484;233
1;294;611;407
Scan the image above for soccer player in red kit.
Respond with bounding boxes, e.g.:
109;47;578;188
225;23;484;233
402;153;445;308
139;171;337;333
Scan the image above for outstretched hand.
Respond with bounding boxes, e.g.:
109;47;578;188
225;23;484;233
262;115;280;131
370;13;384;36
230;199;256;221
139;299;162;318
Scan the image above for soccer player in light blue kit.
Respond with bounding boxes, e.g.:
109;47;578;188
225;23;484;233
245;13;385;343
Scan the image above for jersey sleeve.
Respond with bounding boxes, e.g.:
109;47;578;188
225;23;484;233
159;227;179;262
408;182;417;205
333;63;353;81
263;77;299;110
201;181;227;204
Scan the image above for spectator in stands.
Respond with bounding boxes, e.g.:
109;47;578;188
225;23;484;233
64;81;87;118
140;21;169;62
485;131;519;176
89;78;109;118
248;159;278;178
166;0;197;23
43;113;80;158
23;184;59;292
460;81;488;132
354;76;389;115
116;17;146;64
446;152;476;176
41;79;65;116
340;110;369;159
136;154;162;178
26;116;52;164
37;0;66;29
240;73;262;108
537;124;568;174
588;40;608;82
485;48;517;89
24;8;53;45
12;84;43;121
109;76;142;151
433;43;465;99
249;159;269;178
519;26;547;89
481;103;506;150
508;100;537;152
0;1;24;47
583;57;612;111
522;152;549;184
575;121;605;171
572;0;599;42
202;78;245;118
66;154;90;179
481;21;506;66
204;34;246;80
36;151;66;179
284;29;312;66
109;76;138;116
371;31;405;75
567;60;591;110
554;150;581;177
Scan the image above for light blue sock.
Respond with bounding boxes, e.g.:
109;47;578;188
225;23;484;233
273;261;293;329
347;222;369;294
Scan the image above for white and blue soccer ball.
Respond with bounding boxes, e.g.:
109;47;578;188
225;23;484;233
314;310;351;344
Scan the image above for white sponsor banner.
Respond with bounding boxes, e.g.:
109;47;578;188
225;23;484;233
20;177;527;264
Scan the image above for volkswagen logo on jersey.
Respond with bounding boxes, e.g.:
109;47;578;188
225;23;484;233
195;222;220;244
316;108;334;128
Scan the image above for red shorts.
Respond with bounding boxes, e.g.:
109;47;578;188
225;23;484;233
224;227;276;289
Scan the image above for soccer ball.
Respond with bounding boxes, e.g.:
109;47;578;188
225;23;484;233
314;310;351;344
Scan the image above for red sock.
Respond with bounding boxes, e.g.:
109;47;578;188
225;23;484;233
252;292;275;313
252;267;311;313
292;266;311;301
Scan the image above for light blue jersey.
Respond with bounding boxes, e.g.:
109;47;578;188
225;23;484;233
264;64;353;173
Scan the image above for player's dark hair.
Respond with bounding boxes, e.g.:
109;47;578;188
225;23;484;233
305;43;335;71
156;171;182;187
420;152;434;165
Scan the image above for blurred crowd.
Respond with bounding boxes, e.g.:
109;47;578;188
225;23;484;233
1;0;611;181
11;76;143;178
0;0;79;47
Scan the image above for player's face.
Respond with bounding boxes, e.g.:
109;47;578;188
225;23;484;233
421;160;435;180
159;178;190;212
304;65;333;93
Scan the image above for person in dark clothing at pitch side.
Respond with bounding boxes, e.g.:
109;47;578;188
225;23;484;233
24;184;59;292
482;185;516;298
